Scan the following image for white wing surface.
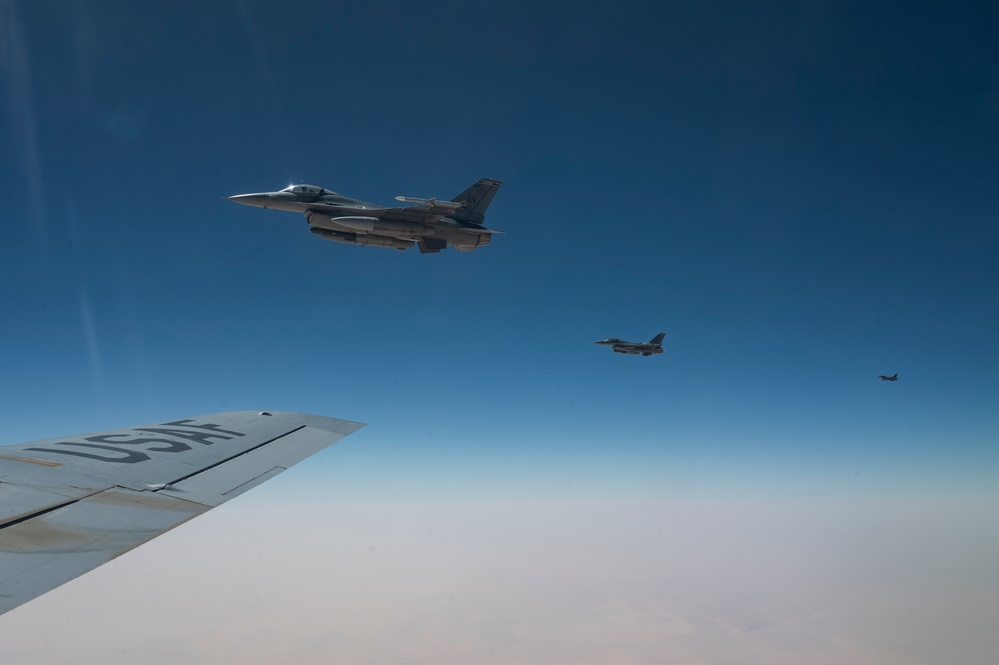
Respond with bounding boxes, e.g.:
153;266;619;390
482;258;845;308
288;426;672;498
0;410;363;616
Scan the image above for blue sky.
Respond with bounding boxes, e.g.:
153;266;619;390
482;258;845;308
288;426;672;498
3;2;999;662
2;1;998;495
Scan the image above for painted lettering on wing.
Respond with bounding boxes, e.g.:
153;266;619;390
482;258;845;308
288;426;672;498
23;419;247;464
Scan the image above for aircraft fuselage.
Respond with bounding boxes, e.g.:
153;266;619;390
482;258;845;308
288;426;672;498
229;179;502;253
594;334;666;357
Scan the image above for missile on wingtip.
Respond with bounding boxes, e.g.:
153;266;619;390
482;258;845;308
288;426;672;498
394;196;463;211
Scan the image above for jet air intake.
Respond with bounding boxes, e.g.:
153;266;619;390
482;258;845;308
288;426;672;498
308;227;414;251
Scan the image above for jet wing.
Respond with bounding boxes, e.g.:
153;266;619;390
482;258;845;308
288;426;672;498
378;205;448;225
378;206;502;235
0;410;363;616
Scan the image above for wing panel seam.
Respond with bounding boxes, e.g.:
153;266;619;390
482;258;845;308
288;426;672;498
154;425;308;489
0;498;81;531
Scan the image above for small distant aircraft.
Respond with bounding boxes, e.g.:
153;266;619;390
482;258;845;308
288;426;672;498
595;332;666;356
878;373;899;381
230;178;503;253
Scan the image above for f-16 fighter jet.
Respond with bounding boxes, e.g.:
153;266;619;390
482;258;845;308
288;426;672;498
0;410;363;616
595;332;666;356
878;373;899;381
230;178;503;253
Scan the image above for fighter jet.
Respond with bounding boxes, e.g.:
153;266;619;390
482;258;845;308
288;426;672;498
229;178;503;253
595;332;666;356
878;373;899;381
0;410;364;616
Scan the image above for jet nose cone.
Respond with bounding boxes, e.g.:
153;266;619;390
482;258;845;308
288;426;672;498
228;193;269;207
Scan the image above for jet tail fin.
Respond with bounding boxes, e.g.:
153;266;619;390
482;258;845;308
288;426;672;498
649;332;666;346
450;178;502;224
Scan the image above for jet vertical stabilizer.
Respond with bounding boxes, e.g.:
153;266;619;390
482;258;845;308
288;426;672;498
450;178;503;225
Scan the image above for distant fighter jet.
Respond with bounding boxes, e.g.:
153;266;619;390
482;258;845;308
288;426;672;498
878;373;899;381
230;178;503;253
595;332;666;356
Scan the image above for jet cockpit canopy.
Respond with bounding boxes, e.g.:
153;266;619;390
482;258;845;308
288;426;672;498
281;184;334;196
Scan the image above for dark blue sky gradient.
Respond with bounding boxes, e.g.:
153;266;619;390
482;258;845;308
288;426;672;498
1;1;997;497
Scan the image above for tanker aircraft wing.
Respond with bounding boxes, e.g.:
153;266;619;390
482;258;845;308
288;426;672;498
0;410;364;616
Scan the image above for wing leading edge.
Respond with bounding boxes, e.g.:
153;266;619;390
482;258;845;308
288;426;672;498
0;410;364;616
